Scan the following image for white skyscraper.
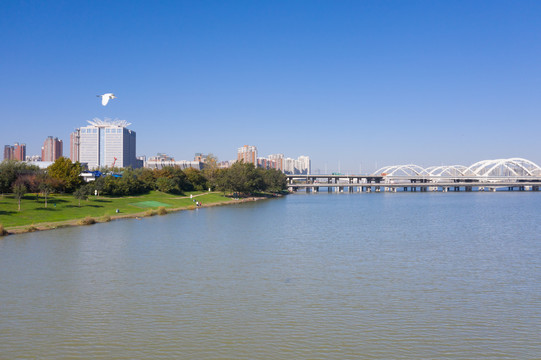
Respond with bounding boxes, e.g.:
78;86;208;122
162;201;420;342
71;118;138;170
297;155;311;175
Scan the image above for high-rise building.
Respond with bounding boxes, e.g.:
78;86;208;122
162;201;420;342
70;118;138;169
4;143;26;161
14;143;26;161
268;153;284;171
70;131;80;162
41;136;63;161
3;145;13;161
297;155;311;175
237;145;257;164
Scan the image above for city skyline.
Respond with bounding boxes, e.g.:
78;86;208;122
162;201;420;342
1;1;540;173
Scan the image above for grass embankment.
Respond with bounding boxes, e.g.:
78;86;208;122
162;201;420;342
0;191;234;233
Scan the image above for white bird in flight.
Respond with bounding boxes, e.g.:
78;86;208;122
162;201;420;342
97;93;117;106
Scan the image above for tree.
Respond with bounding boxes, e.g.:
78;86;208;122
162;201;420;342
0;160;40;195
73;187;88;206
47;157;83;193
261;168;287;192
214;168;232;195
184;167;207;191
202;153;219;190
135;167;157;192
156;177;176;193
224;161;264;195
91;177;105;196
155;166;191;194
39;181;54;208
12;180;27;211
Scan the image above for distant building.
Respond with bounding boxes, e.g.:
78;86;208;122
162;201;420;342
297;155;311;174
26;155;42;162
3;145;13;161
194;153;208;162
70;118;138;169
234;145;310;173
267;154;284;172
14;143;26;161
237;145;257;164
70;131;80;162
257;152;310;174
282;155;311;175
41;136;63;162
218;160;232;169
3;143;26;161
144;153;201;170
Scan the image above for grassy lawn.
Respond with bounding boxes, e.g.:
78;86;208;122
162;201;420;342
0;191;233;229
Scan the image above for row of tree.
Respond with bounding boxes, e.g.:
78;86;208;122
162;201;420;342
0;157;287;205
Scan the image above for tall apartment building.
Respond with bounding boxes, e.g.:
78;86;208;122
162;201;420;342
237;145;257;164
70;118;138;169
283;156;311;175
265;154;310;174
297;155;311;175
3;145;12;161
267;154;284;172
70;131;80;162
3;143;26;161
41;136;63;161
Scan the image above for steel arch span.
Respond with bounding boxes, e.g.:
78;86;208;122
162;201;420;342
424;165;469;177
465;158;541;177
376;158;541;177
376;164;427;176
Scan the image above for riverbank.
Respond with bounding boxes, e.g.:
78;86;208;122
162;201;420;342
1;191;282;236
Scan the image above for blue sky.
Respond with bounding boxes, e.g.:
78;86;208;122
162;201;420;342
1;0;540;173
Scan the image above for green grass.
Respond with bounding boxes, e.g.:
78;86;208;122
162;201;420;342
0;191;233;229
129;200;171;208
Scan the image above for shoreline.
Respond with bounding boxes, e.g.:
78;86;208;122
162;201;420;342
2;194;279;236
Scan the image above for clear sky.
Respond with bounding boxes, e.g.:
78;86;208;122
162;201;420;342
1;0;540;173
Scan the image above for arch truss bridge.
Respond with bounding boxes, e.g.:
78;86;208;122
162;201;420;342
287;158;541;193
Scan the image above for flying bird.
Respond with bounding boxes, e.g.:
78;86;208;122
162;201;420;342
97;93;117;106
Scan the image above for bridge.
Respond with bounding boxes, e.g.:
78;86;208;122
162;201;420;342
286;158;541;193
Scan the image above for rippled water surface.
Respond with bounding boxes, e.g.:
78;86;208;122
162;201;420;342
1;192;540;359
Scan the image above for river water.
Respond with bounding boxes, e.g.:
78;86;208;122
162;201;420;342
1;192;540;359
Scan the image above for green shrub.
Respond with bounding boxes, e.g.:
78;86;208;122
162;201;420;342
157;206;167;215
